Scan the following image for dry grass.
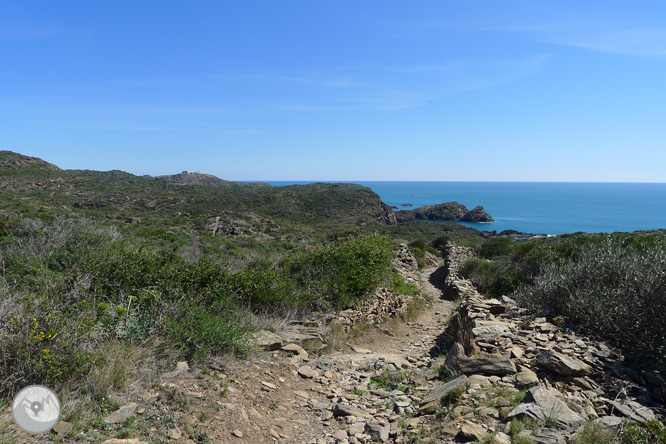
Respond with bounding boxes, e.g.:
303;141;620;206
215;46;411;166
62;339;177;423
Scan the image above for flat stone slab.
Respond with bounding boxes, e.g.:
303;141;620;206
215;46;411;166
297;365;316;378
422;375;469;404
611;400;656;424
456;421;487;442
281;343;308;359
332;404;372;419
249;330;282;350
508;386;584;430
458;354;517;376
104;402;137;424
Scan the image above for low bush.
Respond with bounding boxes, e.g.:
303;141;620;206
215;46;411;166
408;238;440;270
459;257;516;298
277;233;395;310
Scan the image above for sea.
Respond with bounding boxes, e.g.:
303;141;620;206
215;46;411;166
266;182;666;236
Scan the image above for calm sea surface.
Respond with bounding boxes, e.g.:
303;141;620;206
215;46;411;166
266;182;666;235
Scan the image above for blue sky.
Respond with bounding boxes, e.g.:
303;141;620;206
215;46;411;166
2;1;666;181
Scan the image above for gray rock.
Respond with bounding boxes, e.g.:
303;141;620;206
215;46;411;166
333;429;348;440
366;422;390;442
52;421;72;438
479;406;500;418
332;404;371;419
458;354;517;376
249;330;282;350
444;343;465;370
309;401;331;410
610;400;656;424
349;422;365;434
297;365;316;378
595;416;623;428
421;375;469;404
456;421;487;442
104;402;137;424
643;371;666;388
537;350;592;376
516;368;540;388
519;429;567;444
508;387;584;430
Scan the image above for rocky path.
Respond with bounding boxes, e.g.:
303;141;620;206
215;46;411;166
182;263;458;444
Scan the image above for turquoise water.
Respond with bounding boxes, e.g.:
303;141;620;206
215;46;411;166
267;182;666;235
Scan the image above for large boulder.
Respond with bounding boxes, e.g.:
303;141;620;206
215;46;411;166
537;350;592;376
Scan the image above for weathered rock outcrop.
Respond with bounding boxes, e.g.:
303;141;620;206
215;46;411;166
0;150;63;171
155;170;272;188
395;202;494;224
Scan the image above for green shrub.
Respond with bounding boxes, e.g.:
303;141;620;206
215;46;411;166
388;271;419;296
574;421;618;444
440;386;464;406
617;420;666;444
408;239;440;270
277;234;395;310
477;237;515;259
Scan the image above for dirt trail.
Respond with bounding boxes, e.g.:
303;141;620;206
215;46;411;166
195;264;457;444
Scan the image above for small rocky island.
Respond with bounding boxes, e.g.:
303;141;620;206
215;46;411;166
395;201;494;223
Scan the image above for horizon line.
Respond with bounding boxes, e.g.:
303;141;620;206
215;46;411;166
244;180;666;185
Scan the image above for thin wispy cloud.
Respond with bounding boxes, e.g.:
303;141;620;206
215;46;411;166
545;29;666;57
393;8;666;59
492;17;666;58
230;72;375;89
260;54;549;112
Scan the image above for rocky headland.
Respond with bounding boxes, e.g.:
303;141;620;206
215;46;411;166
395;202;494;224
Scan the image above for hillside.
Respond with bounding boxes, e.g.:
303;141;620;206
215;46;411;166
0;151;398;235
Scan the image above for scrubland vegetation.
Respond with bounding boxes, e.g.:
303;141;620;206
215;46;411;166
0;217;398;400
